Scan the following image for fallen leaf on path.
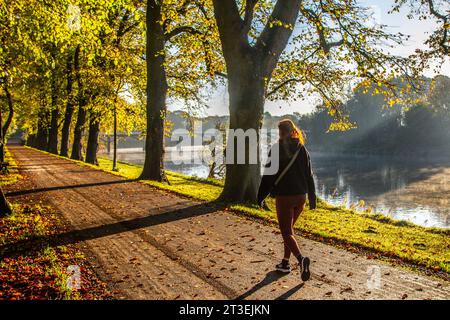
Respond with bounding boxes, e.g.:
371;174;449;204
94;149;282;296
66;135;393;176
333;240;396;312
340;287;353;294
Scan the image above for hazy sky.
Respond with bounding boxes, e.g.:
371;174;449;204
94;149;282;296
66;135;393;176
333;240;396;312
168;0;449;117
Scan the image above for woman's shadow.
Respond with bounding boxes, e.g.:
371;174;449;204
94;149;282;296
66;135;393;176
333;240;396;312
235;270;305;300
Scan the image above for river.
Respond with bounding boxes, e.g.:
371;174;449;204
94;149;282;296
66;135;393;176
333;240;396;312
100;147;450;229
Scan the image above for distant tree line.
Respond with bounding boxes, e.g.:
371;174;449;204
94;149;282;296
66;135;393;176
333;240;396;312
297;75;450;157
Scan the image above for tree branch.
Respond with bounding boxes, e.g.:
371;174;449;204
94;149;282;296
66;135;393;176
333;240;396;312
192;0;209;19
426;0;447;21
212;0;246;54
425;0;449;54
165;26;202;41
256;0;301;75
300;7;344;54
266;78;302;98
242;0;258;35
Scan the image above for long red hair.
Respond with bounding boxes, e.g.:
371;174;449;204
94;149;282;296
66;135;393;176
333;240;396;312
278;119;305;145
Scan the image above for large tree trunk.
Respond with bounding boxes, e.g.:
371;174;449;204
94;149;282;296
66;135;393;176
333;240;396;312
140;0;167;181
85;115;100;165
60;48;76;157
220;62;265;202
212;0;300;203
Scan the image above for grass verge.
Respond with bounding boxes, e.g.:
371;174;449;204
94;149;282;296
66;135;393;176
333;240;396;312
23;147;450;276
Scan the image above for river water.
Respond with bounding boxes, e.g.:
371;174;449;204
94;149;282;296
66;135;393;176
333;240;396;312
101;148;450;229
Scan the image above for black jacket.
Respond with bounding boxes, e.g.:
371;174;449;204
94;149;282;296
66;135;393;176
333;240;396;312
257;138;316;209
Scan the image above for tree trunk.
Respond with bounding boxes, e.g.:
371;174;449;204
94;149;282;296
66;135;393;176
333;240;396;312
26;134;36;147
112;105;117;170
60;48;76;157
0;186;11;217
0;86;11;216
47;48;60;154
35;112;49;151
60;101;74;157
85;115;100;165
220;61;265;202
71;104;86;161
140;0;167;181
212;0;300;203
47;108;59;154
2;82;14;138
71;46;87;161
0;82;14;162
0;106;3;163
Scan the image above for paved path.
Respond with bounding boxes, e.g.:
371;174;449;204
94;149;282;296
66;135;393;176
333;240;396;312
5;146;449;299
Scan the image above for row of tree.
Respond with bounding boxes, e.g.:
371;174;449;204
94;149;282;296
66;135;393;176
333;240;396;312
1;0;448;216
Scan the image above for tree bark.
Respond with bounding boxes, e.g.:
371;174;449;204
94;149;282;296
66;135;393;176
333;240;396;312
85;115;100;165
47;48;60;154
0;99;11;216
140;0;168;181
212;0;300;202
0;186;11;217
2;82;14;139
71;102;87;161
71;46;88;161
35;111;49;151
112;105;117;170
0;81;14;163
26;134;36;148
60;48;76;157
47;108;59;154
221;61;265;202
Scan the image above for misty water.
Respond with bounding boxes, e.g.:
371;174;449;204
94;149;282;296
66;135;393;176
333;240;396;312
101;148;450;229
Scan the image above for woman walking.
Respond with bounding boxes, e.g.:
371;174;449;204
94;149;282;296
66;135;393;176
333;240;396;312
257;119;316;281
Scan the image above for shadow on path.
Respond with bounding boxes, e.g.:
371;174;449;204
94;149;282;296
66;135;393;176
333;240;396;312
235;271;291;300
6;179;137;197
274;283;305;300
0;201;224;259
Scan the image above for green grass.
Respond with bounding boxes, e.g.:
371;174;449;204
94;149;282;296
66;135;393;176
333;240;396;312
23;147;450;275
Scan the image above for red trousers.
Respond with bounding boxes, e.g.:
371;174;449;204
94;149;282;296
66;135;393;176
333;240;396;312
275;194;306;259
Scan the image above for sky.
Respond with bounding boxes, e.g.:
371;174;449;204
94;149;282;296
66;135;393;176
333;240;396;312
168;0;450;117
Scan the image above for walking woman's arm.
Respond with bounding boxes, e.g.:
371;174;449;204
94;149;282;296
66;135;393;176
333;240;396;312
303;146;317;209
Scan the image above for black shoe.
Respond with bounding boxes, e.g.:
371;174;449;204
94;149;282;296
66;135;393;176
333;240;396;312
299;256;311;281
275;260;291;273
